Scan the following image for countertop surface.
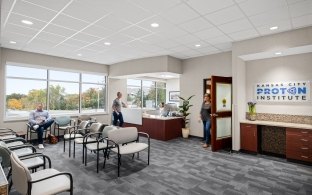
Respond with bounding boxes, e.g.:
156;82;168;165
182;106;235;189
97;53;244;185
240;120;312;130
143;115;182;120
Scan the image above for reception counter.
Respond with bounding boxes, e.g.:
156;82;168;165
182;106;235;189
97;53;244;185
124;115;183;141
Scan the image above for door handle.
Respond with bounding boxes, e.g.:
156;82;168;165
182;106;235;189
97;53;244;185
210;113;218;117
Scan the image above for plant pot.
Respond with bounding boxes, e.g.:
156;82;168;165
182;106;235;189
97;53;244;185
249;114;256;121
182;128;190;138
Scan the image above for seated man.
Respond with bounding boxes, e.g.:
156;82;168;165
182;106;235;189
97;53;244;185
29;103;54;149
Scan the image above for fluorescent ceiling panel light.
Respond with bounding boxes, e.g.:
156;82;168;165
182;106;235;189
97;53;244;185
9;41;16;44
151;23;159;27
275;52;282;55
270;26;278;30
104;42;111;46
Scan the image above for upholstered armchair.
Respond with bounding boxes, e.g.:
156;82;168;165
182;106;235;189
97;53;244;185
107;127;150;177
54;116;75;139
10;152;73;195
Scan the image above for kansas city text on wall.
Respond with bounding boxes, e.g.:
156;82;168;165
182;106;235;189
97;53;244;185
255;81;311;102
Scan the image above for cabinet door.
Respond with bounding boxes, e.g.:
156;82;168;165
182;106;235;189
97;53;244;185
240;123;258;152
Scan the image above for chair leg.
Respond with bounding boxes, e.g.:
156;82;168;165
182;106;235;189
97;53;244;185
73;141;76;158
148;146;150;165
117;154;120;177
103;150;107;169
85;146;88;166
63;138;66;152
82;144;85;164
97;150;99;173
132;153;135;159
69;139;71;158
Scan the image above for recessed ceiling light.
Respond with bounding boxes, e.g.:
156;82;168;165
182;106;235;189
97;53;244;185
195;44;201;47
9;41;16;44
151;23;159;28
270;26;278;30
21;20;33;25
77;53;82;56
104;42;111;46
275;52;282;55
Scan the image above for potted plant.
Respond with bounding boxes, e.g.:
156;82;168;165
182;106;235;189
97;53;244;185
178;95;195;138
247;101;256;121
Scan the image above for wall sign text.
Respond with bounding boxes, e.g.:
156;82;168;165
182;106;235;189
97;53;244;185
255;81;310;102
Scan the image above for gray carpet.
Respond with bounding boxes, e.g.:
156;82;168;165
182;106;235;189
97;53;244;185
9;137;312;195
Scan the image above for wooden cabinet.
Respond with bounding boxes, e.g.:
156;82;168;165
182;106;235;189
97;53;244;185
240;123;258;152
286;128;312;163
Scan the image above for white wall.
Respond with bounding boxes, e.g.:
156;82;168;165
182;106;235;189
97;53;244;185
181;51;232;137
0;48;111;131
246;53;312;115
232;26;312;151
166;78;180;104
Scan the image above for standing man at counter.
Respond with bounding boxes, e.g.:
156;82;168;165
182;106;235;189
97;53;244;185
112;92;127;127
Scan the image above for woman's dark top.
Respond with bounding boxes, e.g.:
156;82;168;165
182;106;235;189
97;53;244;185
200;102;211;121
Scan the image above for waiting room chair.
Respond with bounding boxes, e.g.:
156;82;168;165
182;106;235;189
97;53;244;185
0;141;37;157
54;116;75;139
77;115;96;125
107;127;150;177
26;122;50;144
10;152;73;195
0;145;51;191
0;128;17;140
83;125;116;173
66;120;90;157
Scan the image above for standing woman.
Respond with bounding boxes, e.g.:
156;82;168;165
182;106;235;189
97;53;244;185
199;94;211;148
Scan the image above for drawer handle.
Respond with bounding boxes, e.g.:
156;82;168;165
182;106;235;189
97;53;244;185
301;139;308;142
301;131;308;134
301;147;309;150
301;156;309;159
246;125;251;128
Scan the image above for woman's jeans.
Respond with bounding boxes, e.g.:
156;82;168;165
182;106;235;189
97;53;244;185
203;120;211;144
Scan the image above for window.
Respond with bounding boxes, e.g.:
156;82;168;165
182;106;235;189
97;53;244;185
127;79;166;108
5;64;107;119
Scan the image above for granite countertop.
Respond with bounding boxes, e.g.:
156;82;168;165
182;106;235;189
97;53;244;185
240;120;312;130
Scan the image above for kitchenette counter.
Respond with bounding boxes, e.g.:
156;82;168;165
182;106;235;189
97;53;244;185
240;120;312;130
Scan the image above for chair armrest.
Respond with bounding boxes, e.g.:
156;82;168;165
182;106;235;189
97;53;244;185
138;132;149;138
30;172;73;184
19;153;52;168
83;132;102;143
4;137;26;143
9;144;37;153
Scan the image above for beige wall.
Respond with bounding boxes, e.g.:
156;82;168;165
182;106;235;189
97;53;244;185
246;53;312;115
232;26;312;151
0;48;110;132
109;55;182;77
181;51;232;137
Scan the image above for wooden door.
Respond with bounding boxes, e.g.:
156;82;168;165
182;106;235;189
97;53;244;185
211;76;232;152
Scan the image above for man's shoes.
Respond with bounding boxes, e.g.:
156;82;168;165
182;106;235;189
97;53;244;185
38;144;44;149
33;125;39;130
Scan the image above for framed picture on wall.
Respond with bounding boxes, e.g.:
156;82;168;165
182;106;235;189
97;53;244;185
169;91;180;102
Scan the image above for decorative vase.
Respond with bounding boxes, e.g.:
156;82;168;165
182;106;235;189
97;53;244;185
182;128;189;138
249;114;256;121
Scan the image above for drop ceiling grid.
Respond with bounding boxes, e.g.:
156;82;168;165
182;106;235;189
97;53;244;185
0;0;311;65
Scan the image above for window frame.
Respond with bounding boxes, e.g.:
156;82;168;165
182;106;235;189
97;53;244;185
4;63;108;121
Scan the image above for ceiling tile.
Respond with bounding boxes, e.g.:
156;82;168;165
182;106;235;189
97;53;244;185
214;42;232;51
292;14;312;28
194;27;225;39
205;5;245;25
63;1;110;22
172;34;201;44
228;28;259;41
154;40;181;49
63;38;89;47
84;44;109;52
156;26;188;39
43;24;76;37
1;0;15;11
218;18;254;34
6;13;47;30
256;20;292;35
160;4;199;25
22;0;72;12
23;38;56;51
136;16;175;33
249;7;289;27
52;14;89;31
286;0;306;5
127;40;163;53
1;31;31;47
13;0;57;22
95;14;132;32
179;17;214;33
140;34;169;44
53;43;81;53
186;0;235;15
5;23;39;37
112;2;154;24
203;35;233;45
97;33;134;45
196;46;220;54
120;26;152;39
130;0;180;14
289;0;312;18
71;33;100;43
82;25;114;38
35;31;66;43
238;0;287;16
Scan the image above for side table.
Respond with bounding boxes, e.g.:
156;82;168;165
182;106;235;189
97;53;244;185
15;131;26;139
